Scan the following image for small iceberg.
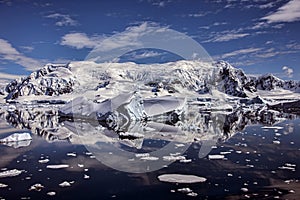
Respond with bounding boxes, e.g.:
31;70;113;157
158;174;207;183
0;169;23;178
0;133;32;148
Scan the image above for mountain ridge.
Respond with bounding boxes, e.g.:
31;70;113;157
0;60;299;102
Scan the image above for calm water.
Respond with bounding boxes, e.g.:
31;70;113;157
0;109;299;200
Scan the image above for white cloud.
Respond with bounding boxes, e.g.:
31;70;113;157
214;33;249;42
259;2;275;9
124;50;165;60
0;72;21;80
60;33;103;49
204;31;250;43
282;66;294;78
60;22;169;51
0;38;41;71
221;47;262;59
261;0;300;23
46;13;78;26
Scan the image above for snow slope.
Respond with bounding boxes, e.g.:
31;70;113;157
1;60;299;103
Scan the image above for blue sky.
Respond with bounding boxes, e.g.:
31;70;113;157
0;0;299;80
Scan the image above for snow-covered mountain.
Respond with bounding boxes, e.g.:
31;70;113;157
214;61;300;96
4;63;76;100
1;60;299;102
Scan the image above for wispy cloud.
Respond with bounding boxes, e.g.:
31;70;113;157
203;30;250;43
261;0;300;23
0;38;42;71
0;72;21;80
60;22;169;51
60;33;103;49
123;50;165;60
221;47;262;59
139;0;172;7
45;13;78;26
282;66;294;78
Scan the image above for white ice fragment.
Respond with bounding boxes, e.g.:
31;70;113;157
285;163;296;167
84;174;90;179
175;143;185;147
67;153;77;157
187;192;198;197
29;183;44;191
0;133;32;147
140;156;159;161
158;174;207;183
179;159;192;163
38;159;50;164
0;183;8;188
135;153;150;158
119;132;144;138
47;191;56;196
208;155;225;160
236;151;242;154
59;181;72;187
78;164;84;168
227;173;233;177
241;188;248;192
0;169;23;178
178;188;192;193
46;164;69;169
278;165;295;171
0;132;32;142
163;155;186;161
220;151;231;155
273;140;280;144
261;126;283;129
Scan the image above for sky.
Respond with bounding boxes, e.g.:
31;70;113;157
0;0;299;81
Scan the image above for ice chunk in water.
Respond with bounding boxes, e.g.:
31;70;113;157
0;169;23;178
0;133;32;148
158;174;207;183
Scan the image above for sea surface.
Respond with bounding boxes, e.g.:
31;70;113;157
0;110;299;200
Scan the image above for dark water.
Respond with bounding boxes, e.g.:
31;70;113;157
0;110;299;199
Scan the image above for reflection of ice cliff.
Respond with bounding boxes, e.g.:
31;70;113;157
0;103;297;149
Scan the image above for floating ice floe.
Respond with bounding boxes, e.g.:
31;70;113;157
59;181;74;187
163;155;186;161
178;188;192;193
278;163;296;171
208;155;225;160
47;191;56;196
38;159;50;164
0;133;32;148
261;126;284;129
46;164;69;169
140;156;159;161
158;174;207;183
67;153;77;157
0;169;23;178
29;183;44;191
273;140;280;144
119;132;144;139
177;188;198;197
0;183;8;188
